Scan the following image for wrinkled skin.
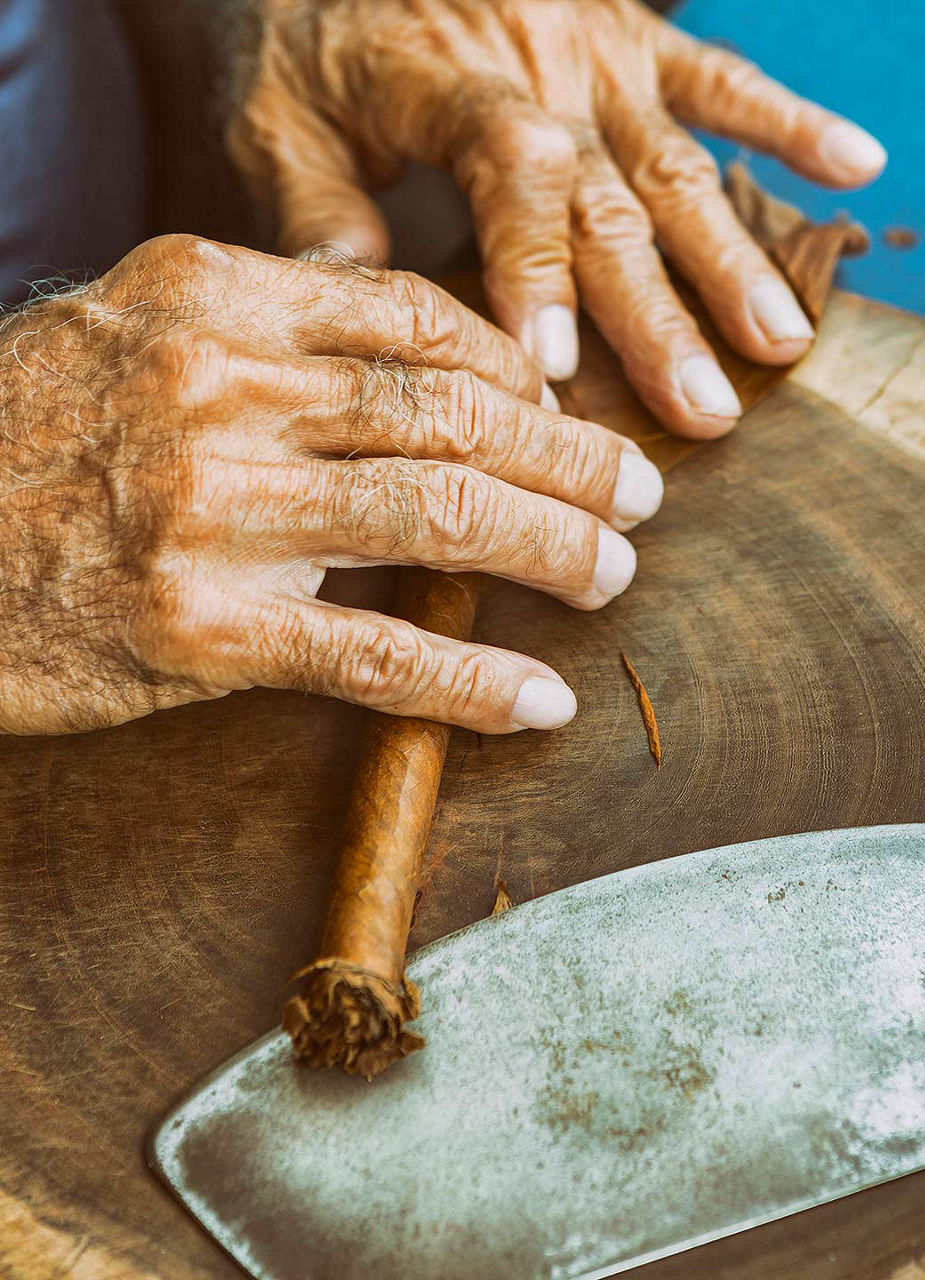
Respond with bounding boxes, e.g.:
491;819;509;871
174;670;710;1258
229;0;886;437
0;234;663;737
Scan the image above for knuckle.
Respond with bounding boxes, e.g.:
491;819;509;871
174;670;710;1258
128;233;239;303
127;330;231;415
502;115;577;173
370;356;436;440
168;335;236;412
630;133;721;205
97;233;236;311
574;180;654;249
447;647;496;716
429;464;486;553
392;271;445;347
159;232;232;276
545;419;602;496
334;356;376;431
445;372;490;462
342;620;426;704
338;458;424;550
702;48;762;101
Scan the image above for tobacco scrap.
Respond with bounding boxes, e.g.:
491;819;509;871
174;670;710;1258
883;226;920;250
491;879;514;916
725;161;869;324
621;652;662;769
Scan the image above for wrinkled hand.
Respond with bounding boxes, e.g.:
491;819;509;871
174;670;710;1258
229;0;885;437
0;235;663;736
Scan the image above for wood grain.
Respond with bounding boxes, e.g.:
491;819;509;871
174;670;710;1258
1;290;923;1279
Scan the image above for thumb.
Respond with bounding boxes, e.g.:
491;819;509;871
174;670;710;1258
228;90;390;263
275;118;390;262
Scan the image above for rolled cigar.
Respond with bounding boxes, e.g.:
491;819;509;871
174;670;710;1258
285;197;854;1080
284;569;480;1080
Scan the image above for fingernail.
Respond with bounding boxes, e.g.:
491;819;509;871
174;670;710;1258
679;355;742;418
819;120;887;178
612;452;664;527
541;383;561;412
748;279;815;343
299;239;358;264
594;527;637;598
532;305;579;382
512;675;578;730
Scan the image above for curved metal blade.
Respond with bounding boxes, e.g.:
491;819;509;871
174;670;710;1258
150;825;925;1280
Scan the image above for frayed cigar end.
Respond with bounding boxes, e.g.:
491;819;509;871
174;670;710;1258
283;959;424;1081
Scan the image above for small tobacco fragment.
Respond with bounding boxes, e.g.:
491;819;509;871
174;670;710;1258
621;652;662;769
882;226;920;250
491;879;514;916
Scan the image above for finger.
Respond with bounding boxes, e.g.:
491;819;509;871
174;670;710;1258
227;355;662;530
657;32;887;188
227;86;390;260
221;595;579;733
218;457;637;610
168;241;549;407
452;95;580;380
570;138;742;438
286;265;549;405
603;102;816;364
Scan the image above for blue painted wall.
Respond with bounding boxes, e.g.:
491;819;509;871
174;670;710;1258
672;0;924;314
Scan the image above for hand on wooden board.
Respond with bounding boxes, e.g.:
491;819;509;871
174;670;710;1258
0;235;664;737
228;0;886;438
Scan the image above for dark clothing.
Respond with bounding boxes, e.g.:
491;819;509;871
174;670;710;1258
0;0;147;306
0;0;677;306
111;0;257;248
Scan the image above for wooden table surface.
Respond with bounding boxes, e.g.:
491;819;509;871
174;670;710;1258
1;289;923;1280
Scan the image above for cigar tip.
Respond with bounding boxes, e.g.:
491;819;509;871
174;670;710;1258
283;960;424;1079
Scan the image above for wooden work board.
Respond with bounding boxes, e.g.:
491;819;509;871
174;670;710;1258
1;287;923;1280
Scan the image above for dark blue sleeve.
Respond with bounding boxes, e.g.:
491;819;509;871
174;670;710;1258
0;0;148;308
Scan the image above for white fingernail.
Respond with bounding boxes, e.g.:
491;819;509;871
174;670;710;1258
749;279;815;343
819;120;887;178
512;675;578;730
532;305;579;382
594;527;637;598
612;452;664;528
541;383;561;411
679;355;742;418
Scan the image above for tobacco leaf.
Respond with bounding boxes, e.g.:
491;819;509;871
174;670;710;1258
491;879;514;916
621;652;662;770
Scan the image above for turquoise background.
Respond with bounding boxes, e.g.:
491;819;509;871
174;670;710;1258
673;0;924;314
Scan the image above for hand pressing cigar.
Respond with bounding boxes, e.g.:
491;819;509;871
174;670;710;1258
0;235;662;738
282;181;861;1080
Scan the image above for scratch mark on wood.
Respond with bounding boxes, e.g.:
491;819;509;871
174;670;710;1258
858;334;925;416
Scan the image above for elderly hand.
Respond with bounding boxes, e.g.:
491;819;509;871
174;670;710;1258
0;234;663;737
229;0;885;438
